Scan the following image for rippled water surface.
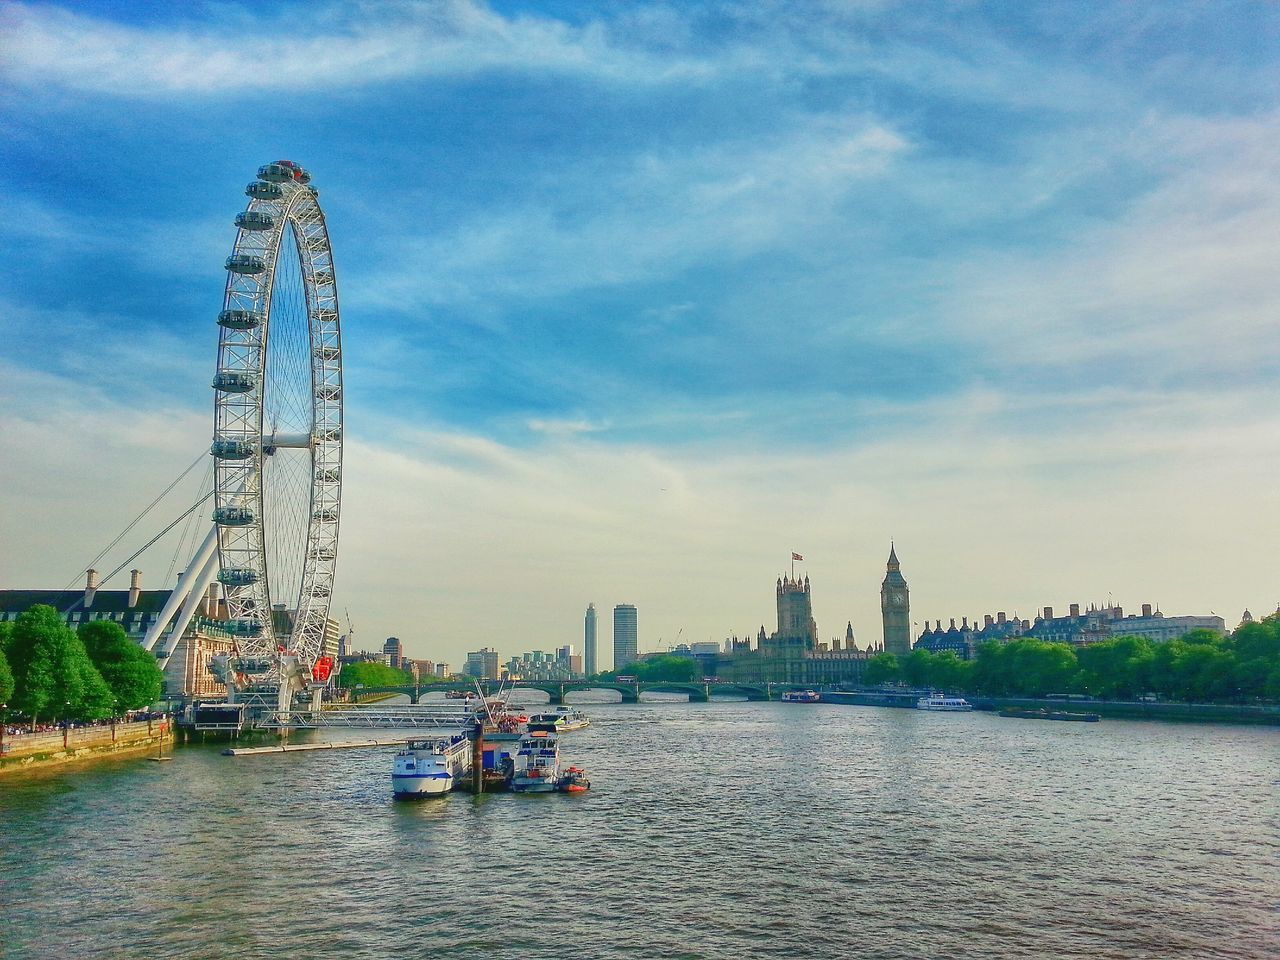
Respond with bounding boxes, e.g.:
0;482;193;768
1;697;1276;959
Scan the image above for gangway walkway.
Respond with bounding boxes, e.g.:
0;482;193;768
256;705;485;730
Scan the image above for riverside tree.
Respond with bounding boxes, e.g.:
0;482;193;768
78;620;164;712
7;605;113;726
863;651;901;686
338;661;413;688
597;656;700;683
0;642;13;706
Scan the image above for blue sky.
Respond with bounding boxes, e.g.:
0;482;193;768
2;1;1279;666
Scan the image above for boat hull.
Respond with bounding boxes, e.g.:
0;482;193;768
392;773;453;797
511;778;558;793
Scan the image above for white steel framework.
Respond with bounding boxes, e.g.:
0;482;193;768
208;160;343;706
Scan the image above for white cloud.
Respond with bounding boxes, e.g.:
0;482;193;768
7;359;1276;667
527;418;604;437
939;111;1280;376
350;117;909;309
0;1;715;97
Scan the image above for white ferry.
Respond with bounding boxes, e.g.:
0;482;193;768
916;694;974;712
527;706;590;733
781;690;821;704
392;734;472;797
510;732;561;793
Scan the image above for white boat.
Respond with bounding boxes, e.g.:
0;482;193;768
916;694;974;712
510;732;561;793
527;706;590;733
392;734;471;797
781;690;821;703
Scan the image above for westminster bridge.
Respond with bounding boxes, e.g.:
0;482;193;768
348;679;789;704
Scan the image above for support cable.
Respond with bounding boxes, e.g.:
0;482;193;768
62;491;215;614
64;450;207;590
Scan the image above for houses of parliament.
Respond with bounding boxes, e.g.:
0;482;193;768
712;547;909;685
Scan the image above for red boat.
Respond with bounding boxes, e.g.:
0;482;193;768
557;766;591;793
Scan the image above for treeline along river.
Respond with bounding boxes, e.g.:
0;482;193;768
0;696;1275;959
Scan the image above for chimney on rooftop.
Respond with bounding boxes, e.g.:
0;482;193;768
128;569;142;609
984;614;994;627
1044;606;1054;620
1070;603;1080;617
1142;603;1152;617
997;612;1007;624
204;582;220;618
84;569;99;609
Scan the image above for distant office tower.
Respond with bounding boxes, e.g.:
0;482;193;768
613;603;638;669
881;544;912;655
584;603;598;675
464;647;500;680
383;636;404;669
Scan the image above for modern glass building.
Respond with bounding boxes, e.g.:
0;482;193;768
613;603;638;669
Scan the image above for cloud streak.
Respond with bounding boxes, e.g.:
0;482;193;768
0;1;717;96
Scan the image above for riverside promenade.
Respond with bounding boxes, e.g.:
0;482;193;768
0;717;171;773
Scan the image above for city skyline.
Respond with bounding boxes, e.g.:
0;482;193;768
2;3;1278;667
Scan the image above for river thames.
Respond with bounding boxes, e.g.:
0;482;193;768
0;697;1275;959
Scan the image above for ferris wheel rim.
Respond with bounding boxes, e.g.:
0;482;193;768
210;161;342;673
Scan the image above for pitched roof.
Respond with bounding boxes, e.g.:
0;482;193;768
0;589;175;616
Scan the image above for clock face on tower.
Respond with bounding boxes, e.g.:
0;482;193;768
891;593;904;606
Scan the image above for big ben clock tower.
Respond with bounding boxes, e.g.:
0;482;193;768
880;543;911;656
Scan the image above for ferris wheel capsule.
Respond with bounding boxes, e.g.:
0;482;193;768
235;210;276;231
226;254;266;275
218;309;263;330
246;181;284;201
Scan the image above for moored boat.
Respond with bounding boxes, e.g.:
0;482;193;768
781;690;821;703
392;734;471;797
510;732;561;793
999;707;1101;722
916;694;974;712
527;706;590;733
557;766;591;793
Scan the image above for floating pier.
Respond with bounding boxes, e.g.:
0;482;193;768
223;738;415;756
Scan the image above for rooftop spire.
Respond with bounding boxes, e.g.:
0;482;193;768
887;541;899;567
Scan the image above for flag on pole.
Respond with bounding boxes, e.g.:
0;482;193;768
792;552;804;561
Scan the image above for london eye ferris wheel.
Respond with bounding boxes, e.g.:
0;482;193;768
161;160;346;706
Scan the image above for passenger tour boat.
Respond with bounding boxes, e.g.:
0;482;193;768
915;694;974;712
781;690;821;704
510;732;562;793
392;734;472;797
527;706;590;733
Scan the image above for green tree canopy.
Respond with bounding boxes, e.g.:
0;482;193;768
900;649;933;687
0;643;14;706
7;605;113;724
598;656;699;683
1076;635;1156;699
338;660;413;689
78;620;164;712
863;652;901;686
924;651;972;692
970;638;1081;697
